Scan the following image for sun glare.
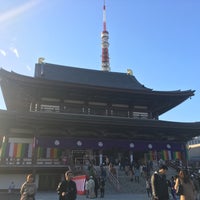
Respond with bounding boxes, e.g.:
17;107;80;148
0;0;42;23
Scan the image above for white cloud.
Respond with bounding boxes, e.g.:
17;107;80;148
10;47;19;58
0;49;6;56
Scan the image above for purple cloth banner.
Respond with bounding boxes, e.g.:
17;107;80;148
36;136;184;151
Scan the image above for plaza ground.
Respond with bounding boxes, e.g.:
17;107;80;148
1;191;150;200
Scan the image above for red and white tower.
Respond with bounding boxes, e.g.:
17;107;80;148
101;0;110;71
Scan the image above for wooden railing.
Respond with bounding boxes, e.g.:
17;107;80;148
0;158;63;166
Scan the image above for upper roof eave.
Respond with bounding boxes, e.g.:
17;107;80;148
0;67;195;97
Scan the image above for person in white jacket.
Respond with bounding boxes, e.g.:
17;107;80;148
87;176;95;199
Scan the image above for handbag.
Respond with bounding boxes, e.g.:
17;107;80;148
176;179;184;196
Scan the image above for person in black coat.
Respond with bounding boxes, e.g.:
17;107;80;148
57;170;77;200
151;164;169;200
99;176;105;198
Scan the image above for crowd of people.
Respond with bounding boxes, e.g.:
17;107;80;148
16;158;200;200
84;175;105;198
105;157;200;200
84;163;107;198
56;163;107;199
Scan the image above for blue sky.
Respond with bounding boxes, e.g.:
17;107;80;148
0;0;199;122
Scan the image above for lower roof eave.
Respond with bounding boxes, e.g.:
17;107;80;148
0;110;199;142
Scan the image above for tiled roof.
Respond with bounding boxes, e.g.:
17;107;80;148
35;63;151;91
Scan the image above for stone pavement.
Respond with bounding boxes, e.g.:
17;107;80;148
36;191;150;200
0;191;150;200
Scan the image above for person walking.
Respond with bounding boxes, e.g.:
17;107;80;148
134;166;140;183
87;176;95;199
169;176;177;200
100;165;106;181
94;176;99;198
145;177;152;198
8;181;15;193
99;176;105;198
20;174;37;200
192;175;200;200
84;176;89;198
57;170;77;200
151;164;169;200
174;169;195;200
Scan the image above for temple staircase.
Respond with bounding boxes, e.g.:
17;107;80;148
105;165;177;194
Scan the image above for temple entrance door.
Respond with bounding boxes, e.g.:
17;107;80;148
38;174;60;190
72;149;86;165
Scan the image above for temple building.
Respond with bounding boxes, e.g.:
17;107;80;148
0;2;200;191
0;62;200;190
